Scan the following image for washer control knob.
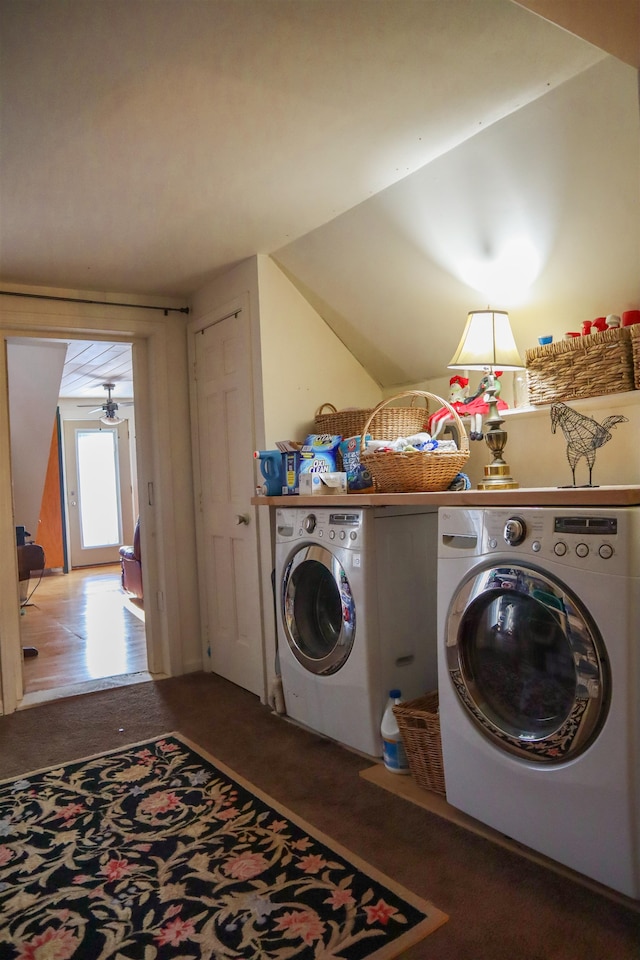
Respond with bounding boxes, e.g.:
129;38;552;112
303;514;317;534
554;541;567;557
329;530;336;540
575;542;589;558
599;543;614;559
349;531;357;541
504;517;526;545
532;540;541;552
340;530;346;540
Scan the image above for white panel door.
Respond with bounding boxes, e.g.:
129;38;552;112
63;420;133;567
193;310;263;696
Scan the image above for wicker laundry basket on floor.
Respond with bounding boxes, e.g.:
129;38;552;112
393;692;445;796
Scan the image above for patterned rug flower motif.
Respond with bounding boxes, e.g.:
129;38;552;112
0;734;446;959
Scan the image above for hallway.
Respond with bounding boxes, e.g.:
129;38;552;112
19;563;148;698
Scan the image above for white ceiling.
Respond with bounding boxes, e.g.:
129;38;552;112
1;0;638;392
57;341;134;400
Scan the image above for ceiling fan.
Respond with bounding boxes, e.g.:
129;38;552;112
77;382;133;425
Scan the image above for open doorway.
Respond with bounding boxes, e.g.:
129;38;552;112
63;418;134;566
9;337;150;704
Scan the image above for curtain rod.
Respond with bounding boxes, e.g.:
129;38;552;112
0;289;190;315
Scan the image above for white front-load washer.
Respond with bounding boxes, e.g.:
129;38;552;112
276;505;437;757
437;505;640;898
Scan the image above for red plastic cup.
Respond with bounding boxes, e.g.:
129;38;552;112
621;310;640;326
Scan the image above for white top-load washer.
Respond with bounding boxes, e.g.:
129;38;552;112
276;505;438;757
437;505;640;898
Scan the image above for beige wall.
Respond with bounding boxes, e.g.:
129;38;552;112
7;339;67;536
413;374;640;489
465;392;640;489
256;256;382;445
513;0;640;69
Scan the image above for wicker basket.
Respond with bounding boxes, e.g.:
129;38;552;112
629;324;640;390
314;396;429;441
525;327;635;405
393;692;445;796
359;391;469;493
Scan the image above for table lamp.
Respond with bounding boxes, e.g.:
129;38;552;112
448;309;524;490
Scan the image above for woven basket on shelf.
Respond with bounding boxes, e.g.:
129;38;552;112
314;396;429;441
393;692;445;796
358;391;469;493
629;324;640;390
525;327;635;405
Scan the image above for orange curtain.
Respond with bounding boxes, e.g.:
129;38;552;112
37;417;65;569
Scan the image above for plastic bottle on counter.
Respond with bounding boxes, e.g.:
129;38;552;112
381;689;410;775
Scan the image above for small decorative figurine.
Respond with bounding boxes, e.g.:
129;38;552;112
428;375;470;438
429;372;509;441
462;371;508;440
550;402;628;487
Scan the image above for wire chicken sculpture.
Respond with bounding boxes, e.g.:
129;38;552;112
550;402;628;487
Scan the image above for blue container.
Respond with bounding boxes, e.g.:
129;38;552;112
282;451;301;495
253;450;283;497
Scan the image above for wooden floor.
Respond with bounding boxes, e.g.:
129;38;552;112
19;563;148;695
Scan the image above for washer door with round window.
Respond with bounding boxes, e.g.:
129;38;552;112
281;544;355;676
446;562;610;763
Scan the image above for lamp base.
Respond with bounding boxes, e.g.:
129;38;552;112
477;462;519;490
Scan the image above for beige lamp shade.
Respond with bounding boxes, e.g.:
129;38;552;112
449;309;524;371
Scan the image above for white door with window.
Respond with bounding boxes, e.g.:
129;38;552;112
63;420;134;567
191;308;264;697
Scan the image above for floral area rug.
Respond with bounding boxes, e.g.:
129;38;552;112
0;733;447;959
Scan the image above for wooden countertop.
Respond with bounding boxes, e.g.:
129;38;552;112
252;485;640;508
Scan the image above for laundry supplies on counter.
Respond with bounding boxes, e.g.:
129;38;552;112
365;433;459;454
299;472;347;495
339;435;375;493
299;434;342;473
253;450;283;497
281;451;301;495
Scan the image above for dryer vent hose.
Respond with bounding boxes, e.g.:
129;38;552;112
270;676;286;715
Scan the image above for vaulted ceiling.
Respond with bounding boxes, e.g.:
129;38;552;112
1;0;638;390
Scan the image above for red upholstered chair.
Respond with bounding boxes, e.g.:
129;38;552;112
119;518;143;601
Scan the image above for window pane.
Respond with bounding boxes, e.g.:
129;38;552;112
77;430;121;547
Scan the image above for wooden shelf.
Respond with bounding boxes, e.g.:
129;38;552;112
253;484;640;508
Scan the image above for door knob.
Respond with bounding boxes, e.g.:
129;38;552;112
236;514;250;525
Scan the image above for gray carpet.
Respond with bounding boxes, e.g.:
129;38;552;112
1;672;638;959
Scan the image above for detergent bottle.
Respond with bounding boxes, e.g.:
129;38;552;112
381;689;410;775
253;450;283;496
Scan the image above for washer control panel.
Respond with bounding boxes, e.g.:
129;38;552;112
275;508;364;549
503;517;526;546
482;507;629;576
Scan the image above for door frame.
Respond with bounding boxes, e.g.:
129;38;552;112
0;295;199;713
